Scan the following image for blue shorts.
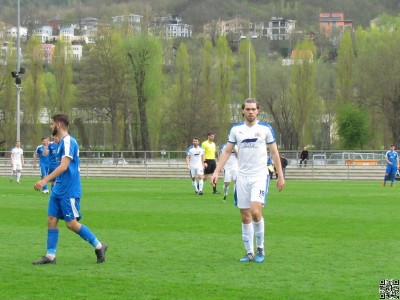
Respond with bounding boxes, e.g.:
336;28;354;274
40;165;49;178
48;194;82;222
386;165;397;177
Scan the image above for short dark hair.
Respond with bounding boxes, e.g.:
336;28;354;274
241;98;259;110
52;113;69;127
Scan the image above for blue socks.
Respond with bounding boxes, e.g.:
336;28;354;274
76;224;100;248
47;229;59;256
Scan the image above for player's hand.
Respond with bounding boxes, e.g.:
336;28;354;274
276;177;285;192
34;180;46;191
211;173;218;186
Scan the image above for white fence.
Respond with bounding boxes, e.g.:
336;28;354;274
0;157;390;181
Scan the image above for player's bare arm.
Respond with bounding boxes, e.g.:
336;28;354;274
269;143;285;192
34;156;71;191
211;142;234;186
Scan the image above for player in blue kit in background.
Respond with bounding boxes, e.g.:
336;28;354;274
382;144;399;187
48;134;60;189
32;113;107;265
211;98;285;263
34;137;50;194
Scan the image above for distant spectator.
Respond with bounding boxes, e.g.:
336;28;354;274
280;154;288;179
299;147;309;167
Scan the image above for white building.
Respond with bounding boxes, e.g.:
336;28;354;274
6;26;28;38
71;43;83;61
153;15;192;39
33;26;53;43
59;25;75;43
111;14;142;33
260;17;296;40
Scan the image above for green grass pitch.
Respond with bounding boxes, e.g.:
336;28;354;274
0;177;399;299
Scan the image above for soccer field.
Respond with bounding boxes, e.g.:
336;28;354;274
0;177;398;299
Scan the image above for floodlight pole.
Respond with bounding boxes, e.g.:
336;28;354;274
248;36;251;98
16;0;21;141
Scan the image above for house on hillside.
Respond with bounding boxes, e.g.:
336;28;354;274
319;12;353;37
203;18;252;38
259;17;296;40
282;49;314;66
111;14;142;33
33;26;53;43
152;15;192;39
6;26;28;41
42;44;55;64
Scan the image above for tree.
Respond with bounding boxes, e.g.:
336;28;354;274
166;42;192;149
52;39;74;116
336;103;369;149
0;43;17;149
290;39;317;148
127;33;163;153
315;62;336;149
23;34;47;146
192;38;219;137
335;30;355;107
238;38;256;101
78;28;129;152
257;59;297;149
214;36;234;138
354;22;400;147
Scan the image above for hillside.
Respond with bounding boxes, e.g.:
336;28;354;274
0;0;399;32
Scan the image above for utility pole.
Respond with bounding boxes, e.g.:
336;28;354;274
248;37;251;98
11;0;24;141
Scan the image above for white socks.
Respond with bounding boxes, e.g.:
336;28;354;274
242;217;265;254
198;179;204;192
253;218;265;250
242;223;254;254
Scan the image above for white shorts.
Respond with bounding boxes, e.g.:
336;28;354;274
235;174;269;209
224;168;237;183
12;161;22;171
190;167;204;178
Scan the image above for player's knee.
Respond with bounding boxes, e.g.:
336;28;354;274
65;220;80;232
47;216;58;228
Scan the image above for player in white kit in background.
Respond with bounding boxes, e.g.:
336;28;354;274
220;143;238;201
186;137;205;195
10;141;24;183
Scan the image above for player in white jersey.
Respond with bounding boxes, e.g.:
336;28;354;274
220;143;238;201
186;137;205;195
211;98;285;263
10;141;24;183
